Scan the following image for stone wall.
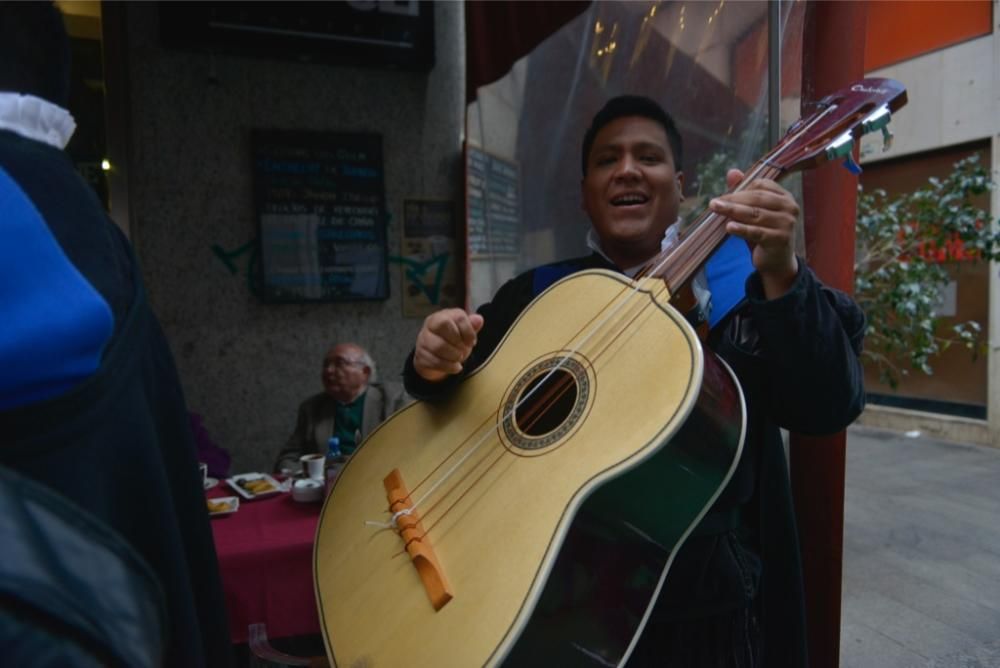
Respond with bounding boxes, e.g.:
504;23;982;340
124;3;464;471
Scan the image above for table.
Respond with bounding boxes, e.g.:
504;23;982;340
208;481;322;644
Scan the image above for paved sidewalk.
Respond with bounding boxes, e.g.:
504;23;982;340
841;426;1000;667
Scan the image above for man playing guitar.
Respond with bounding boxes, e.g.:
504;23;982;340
404;95;866;666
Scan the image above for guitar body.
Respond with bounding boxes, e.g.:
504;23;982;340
314;269;746;667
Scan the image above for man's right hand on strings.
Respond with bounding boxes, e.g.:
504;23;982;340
413;309;484;382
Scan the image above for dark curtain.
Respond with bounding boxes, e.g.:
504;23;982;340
464;0;590;103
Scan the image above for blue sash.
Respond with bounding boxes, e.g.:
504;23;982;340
703;235;754;328
531;238;754;330
0;165;112;409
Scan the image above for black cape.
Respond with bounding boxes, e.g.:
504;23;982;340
0;129;232;667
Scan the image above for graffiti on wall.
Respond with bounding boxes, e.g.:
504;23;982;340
211;237;261;296
388;252;451;306
399;199;459;317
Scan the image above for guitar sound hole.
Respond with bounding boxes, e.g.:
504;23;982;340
515;370;578;437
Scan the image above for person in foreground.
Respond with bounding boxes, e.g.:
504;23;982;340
403;96;865;666
274;342;409;474
0;3;231;665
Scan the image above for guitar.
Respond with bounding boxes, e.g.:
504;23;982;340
314;78;907;668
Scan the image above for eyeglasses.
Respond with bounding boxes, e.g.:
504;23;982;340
326;356;366;370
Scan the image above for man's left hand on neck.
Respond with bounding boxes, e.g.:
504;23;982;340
710;168;802;301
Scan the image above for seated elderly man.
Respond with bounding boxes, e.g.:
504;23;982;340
274;343;409;474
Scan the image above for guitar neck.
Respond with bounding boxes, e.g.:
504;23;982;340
644;158;786;292
644;98;856;291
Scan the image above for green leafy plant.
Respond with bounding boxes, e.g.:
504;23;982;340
682;127;768;226
688;137;998;391
854;154;1000;388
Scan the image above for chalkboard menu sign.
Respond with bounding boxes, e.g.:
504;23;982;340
253;130;389;302
466;145;520;256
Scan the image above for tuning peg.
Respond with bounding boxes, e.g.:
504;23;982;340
859;104;896;152
861;104;892;134
861;105;891;133
825;131;854;162
880;126;894;152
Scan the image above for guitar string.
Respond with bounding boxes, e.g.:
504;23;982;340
388;278;678;528
406;274;645;498
366;295;642;530
417;279;678;540
371;166;775;531
399;166;779;521
390;299;668;558
371;104;839;530
417;435;509;523
389;448;511;560
397;285;669;540
415;285;672;542
508;240;699;435
506;161;792;437
368;262;667;531
368;269;659;528
367;279;668;531
420;148;811;511
516;279;675;435
446;102;842;471
378;167;775;531
485;274;669;437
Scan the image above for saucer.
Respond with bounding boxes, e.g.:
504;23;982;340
204;477;219;490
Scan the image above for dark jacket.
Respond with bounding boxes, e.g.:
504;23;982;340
404;252;865;666
0;465;167;667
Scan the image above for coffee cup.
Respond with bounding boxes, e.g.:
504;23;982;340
300;453;325;480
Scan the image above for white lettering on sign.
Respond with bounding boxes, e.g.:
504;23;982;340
852;84;888;94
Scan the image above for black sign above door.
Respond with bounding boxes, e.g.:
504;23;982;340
159;1;435;71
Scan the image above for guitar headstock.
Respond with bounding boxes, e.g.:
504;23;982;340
767;78;908;174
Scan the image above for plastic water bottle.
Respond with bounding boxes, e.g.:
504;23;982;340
325;436;344;494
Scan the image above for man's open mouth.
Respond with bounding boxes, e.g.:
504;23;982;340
611;193;649;206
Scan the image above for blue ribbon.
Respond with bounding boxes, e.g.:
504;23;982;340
0;165;112;409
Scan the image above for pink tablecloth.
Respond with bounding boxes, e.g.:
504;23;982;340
208;483;322;643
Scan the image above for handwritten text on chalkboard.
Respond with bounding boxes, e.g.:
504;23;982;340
466;146;520;257
253;131;389;301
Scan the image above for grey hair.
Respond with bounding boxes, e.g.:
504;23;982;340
359;350;377;383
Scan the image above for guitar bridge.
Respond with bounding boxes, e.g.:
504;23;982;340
383;469;453;610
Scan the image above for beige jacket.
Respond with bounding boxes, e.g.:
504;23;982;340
273;382;409;473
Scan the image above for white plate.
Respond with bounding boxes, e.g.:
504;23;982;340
226;473;283;500
204;477;219;490
207;495;240;517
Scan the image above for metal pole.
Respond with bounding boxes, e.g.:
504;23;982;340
989;0;1000;448
768;0;781;147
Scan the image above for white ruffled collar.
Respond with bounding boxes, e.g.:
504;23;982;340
585;220;712;316
0;93;76;149
585;218;682;277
